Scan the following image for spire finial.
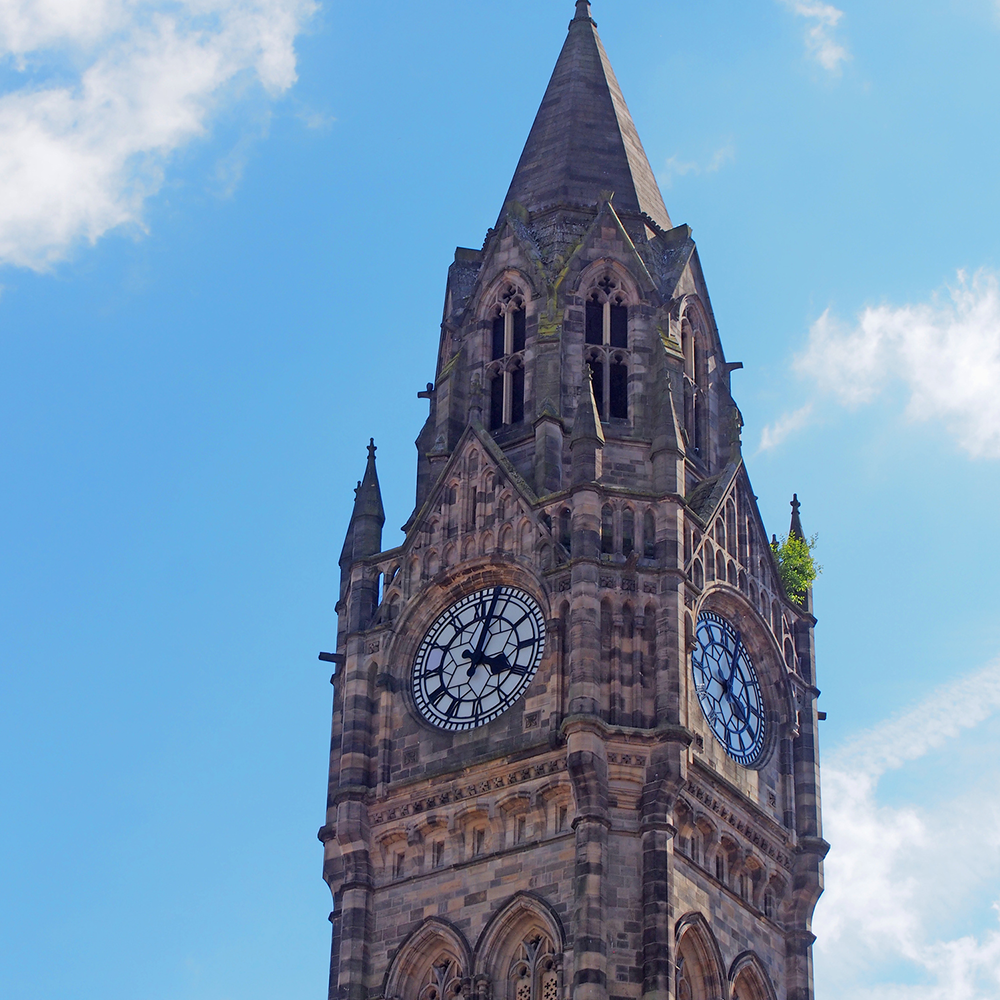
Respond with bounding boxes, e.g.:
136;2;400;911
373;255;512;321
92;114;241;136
789;493;805;540
367;437;376;459
572;0;594;24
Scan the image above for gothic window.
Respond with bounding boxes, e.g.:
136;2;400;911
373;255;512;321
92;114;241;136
508;934;559;1000
622;507;635;556
393;851;405;879
559;507;572;554
715;851;726;883
489;284;527;430
643;509;655;559
432;841;445;869
601;505;614;555
584;276;630;421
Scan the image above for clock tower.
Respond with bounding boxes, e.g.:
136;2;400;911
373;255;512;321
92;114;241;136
320;5;827;1000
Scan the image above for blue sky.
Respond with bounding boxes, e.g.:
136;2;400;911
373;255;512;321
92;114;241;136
2;1;1000;998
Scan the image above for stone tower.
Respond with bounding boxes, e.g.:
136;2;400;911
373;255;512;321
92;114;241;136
320;5;827;1000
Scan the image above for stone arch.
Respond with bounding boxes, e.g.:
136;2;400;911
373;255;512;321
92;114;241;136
383;917;472;1000
499;523;514;553
518;518;533;556
474;892;566;1000
729;952;777;1000
674;912;726;1000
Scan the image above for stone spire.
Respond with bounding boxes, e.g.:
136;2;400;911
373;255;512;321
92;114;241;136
499;0;671;230
339;439;385;572
789;493;805;541
570;368;605;484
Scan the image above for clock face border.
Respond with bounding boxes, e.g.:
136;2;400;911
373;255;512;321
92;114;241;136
410;584;547;732
690;606;774;769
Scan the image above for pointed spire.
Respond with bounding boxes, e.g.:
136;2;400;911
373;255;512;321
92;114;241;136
789;494;805;541
499;1;671;231
570;367;605;484
340;439;385;570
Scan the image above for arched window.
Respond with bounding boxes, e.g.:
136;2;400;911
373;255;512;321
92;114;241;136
584;275;630;421
489;283;527;430
643;509;655;559
622;507;635;557
508;933;559;1000
731;958;776;1000
559;507;572;555
601;505;614;555
384;923;470;1000
675;917;726;1000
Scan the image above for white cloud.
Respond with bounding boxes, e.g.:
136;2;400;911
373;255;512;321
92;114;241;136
779;0;850;72
815;661;1000;999
0;0;317;271
758;402;813;452
793;269;1000;458
661;143;734;188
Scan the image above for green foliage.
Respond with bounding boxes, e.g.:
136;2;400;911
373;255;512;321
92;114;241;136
772;533;822;605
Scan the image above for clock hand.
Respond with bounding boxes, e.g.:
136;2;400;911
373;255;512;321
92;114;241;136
463;587;503;676
485;652;512;674
727;630;742;689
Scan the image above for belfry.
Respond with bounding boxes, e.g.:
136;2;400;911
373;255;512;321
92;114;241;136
320;4;827;1000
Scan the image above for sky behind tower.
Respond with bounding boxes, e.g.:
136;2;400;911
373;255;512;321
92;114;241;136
2;2;1000;998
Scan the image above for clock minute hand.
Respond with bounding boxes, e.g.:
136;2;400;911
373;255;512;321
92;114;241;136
727;630;743;689
463;587;503;676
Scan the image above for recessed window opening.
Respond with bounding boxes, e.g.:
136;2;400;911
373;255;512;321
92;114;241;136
601;505;614;555
433;841;445;868
622;508;635;557
584;277;630;421
516;817;527;843
643;510;655;559
393;851;405;879
473;828;486;856
489;284;527;431
559;507;572;553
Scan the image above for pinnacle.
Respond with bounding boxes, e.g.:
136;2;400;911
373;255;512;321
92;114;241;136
789;494;805;540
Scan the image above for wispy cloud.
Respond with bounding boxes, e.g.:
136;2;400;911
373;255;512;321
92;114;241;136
661;144;734;188
793;269;1000;458
779;0;850;72
758;402;813;452
0;0;317;271
816;661;1000;999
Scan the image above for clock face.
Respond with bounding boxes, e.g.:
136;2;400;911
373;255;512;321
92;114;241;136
691;611;767;766
412;586;546;731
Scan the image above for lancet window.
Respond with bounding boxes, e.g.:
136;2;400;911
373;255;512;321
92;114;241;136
488;283;527;430
507;933;559;1000
584;275;629;421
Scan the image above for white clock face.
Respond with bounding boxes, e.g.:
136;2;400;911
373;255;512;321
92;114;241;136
691;611;767;766
412;586;546;731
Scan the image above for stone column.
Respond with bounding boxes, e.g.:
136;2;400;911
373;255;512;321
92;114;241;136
566;720;610;1000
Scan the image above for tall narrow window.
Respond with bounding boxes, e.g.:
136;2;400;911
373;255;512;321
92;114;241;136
643;510;656;559
584;277;630;421
393;851;405;879
601;505;614;555
609;360;628;419
559;507;572;553
488;285;527;430
622;508;635;557
433;841;445;868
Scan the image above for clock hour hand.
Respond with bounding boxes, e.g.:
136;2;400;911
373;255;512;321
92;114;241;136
464;587;503;676
463;650;512;676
